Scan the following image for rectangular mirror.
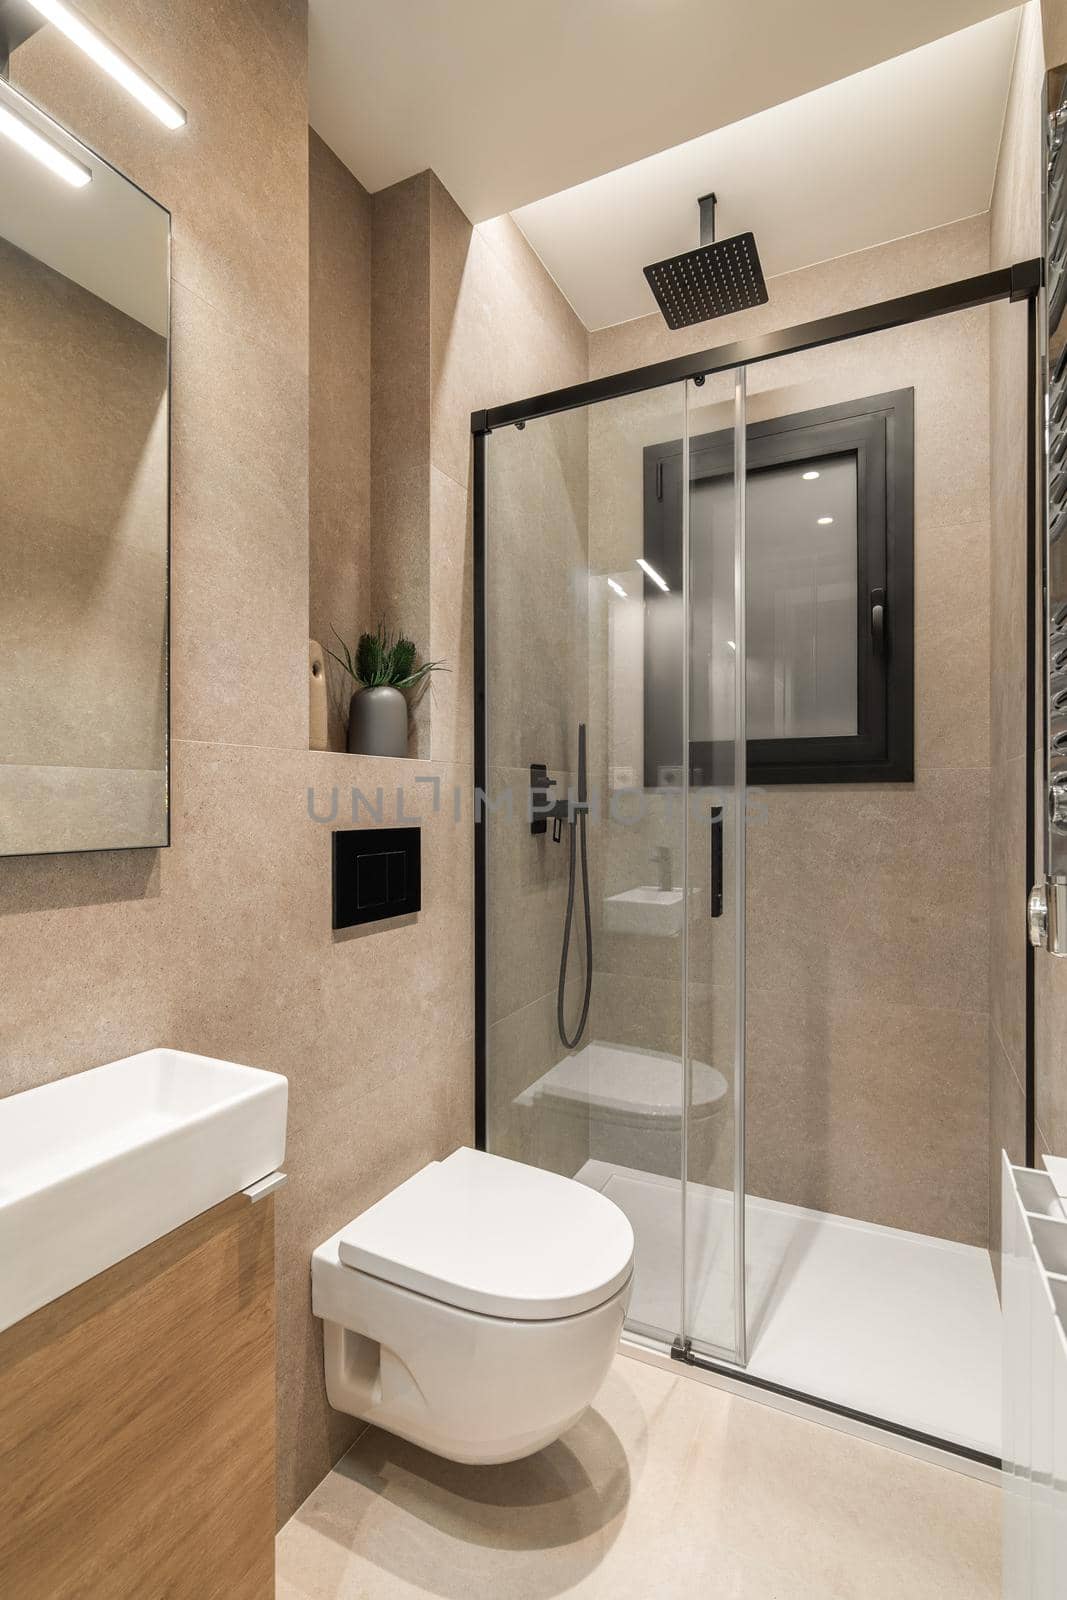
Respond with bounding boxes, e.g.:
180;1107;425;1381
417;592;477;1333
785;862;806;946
0;81;169;856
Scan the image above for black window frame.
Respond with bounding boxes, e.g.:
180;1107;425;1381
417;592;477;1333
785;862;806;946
642;388;915;786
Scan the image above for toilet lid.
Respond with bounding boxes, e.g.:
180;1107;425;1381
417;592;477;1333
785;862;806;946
336;1147;635;1320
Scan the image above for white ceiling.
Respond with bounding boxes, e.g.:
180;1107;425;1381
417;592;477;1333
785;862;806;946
512;10;1022;331
309;0;1019;225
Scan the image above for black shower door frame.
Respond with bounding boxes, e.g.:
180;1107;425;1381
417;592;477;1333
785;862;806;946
470;258;1044;1468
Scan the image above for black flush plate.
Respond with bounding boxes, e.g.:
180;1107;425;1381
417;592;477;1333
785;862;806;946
332;827;421;929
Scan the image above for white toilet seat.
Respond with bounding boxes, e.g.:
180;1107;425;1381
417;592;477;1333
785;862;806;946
335;1145;635;1319
312;1147;635;1464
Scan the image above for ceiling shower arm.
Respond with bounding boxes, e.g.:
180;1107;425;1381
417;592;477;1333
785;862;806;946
698;191;717;247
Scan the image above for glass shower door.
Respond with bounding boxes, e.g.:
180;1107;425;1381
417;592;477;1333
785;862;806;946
479;369;746;1361
482;380;693;1345
682;367;747;1362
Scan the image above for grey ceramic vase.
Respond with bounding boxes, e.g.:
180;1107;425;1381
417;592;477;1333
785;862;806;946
347;684;408;757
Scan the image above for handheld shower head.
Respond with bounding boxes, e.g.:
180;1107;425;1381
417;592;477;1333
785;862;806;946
644;191;768;331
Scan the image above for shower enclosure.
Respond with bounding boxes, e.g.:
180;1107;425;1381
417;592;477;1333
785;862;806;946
472;261;1042;1464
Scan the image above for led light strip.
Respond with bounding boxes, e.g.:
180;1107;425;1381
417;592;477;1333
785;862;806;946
23;0;186;129
0;100;91;186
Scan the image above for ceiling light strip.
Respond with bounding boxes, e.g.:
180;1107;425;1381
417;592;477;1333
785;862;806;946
23;0;186;129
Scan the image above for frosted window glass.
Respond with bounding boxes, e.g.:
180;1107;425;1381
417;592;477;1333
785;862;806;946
691;453;858;743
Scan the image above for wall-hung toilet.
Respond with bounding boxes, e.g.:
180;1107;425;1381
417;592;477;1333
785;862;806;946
312;1146;634;1464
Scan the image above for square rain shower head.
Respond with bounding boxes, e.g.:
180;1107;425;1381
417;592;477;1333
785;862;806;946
643;232;769;330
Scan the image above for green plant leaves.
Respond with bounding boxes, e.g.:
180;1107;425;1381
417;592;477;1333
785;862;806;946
327;621;448;690
355;628;387;685
390;638;417;682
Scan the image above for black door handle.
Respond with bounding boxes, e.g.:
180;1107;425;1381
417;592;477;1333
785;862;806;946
710;805;724;918
871;587;886;657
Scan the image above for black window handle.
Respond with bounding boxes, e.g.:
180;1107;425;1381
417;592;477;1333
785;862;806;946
871;587;886;657
710;805;724;918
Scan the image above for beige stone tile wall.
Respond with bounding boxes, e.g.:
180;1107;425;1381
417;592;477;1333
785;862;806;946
0;2;584;1528
313;165;592;1175
590;216;995;1246
457;210;593;1173
1043;0;1067;73
360;175;589;768
370;173;434;756
309;132;371;752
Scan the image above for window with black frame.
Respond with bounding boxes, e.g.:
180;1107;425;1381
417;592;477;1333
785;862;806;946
642;389;914;786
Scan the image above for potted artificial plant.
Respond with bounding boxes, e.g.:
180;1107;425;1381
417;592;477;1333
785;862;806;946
328;624;445;757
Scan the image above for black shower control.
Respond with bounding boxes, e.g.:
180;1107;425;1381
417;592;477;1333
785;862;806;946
332;827;421;929
530;762;556;836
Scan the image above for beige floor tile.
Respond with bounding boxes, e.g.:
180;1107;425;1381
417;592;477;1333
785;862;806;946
276;1354;999;1600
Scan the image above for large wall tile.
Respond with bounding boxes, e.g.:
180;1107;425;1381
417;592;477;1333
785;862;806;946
746;995;989;1244
485;407;590;772
169;282;308;748
431;195;588;494
428;176;483;492
0;846;168;1098
428;466;474;766
989;300;1030;769
370;176;433;755
161;740;474;1515
746;772;990;1017
309;133;372;751
487;765;572;1024
1044;0;1067;71
914;523;990;770
990;756;1027;1075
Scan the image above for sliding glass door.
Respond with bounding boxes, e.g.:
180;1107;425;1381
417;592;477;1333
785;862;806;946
682;369;747;1361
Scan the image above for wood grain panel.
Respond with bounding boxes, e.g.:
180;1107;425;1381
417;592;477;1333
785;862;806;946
0;1194;276;1600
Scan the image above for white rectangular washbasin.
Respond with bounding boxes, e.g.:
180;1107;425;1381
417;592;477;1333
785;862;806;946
0;1048;288;1334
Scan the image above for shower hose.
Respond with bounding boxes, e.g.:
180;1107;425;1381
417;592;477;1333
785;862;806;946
557;803;593;1049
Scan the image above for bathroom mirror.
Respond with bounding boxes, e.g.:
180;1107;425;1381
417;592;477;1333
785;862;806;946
0;82;170;856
